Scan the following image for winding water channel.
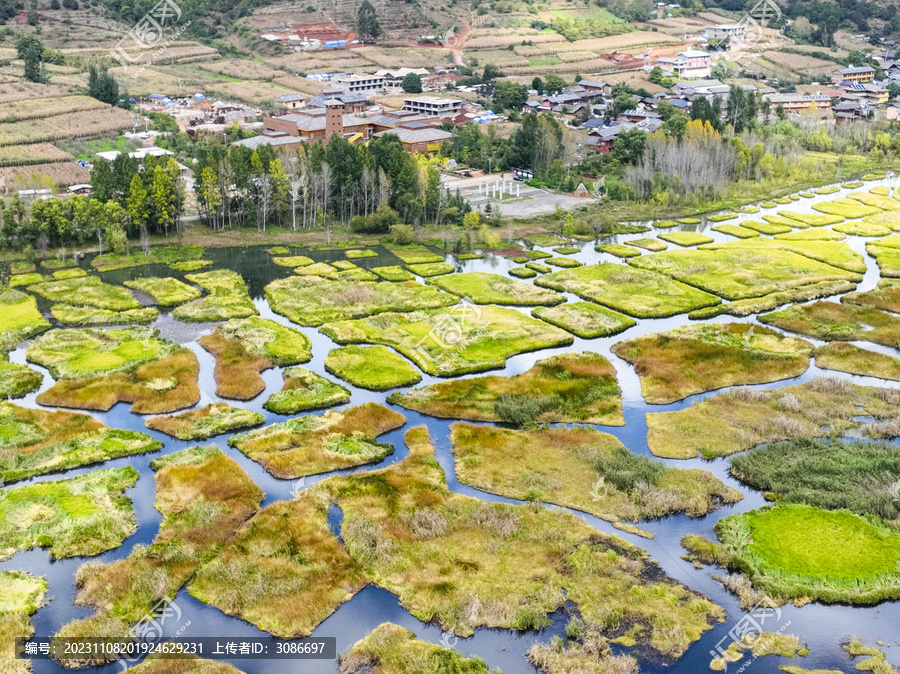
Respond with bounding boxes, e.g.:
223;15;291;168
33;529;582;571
4;175;900;673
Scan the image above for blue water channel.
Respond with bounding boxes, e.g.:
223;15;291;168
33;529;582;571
3;174;900;673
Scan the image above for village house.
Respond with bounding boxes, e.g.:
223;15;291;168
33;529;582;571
657;50;712;79
831;65;876;84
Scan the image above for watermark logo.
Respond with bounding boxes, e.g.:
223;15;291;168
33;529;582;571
710;0;780;59
0;177;7;197
740;325;755;348
412;298;484;365
889;479;900;505
589;477;608;501
118;596;191;670
439;631;458;649
110;0;190;75
709;596;789;672
441;28;458;49
290;477;309;499
591;176;606;200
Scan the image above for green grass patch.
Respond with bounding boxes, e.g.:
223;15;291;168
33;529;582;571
266;276;455;327
0;569;46;669
313;427;724;653
52;268;87;280
386;245;443;264
759;301;900;349
704;238;864;273
740;220;792;235
426;272;563;306
689;281;859;320
775;197;793;205
325;345;421;391
654;220;679;228
552;246;580;255
56;447;262;659
525;262;551;273
843;181;864;189
263;366;350;415
536;263;719;318
408;262;455;277
146;403;264;440
677;217;701;224
9;272;45;287
532;302;635;338
91;246;204;272
0;402;160;483
813;198;881;219
843;278;900;313
123;277;201;306
658;231;714;247
833;221;891;236
340;623;492;674
0;466;138;560
50;304;158;327
867;237;900;277
708;213;738;222
774;228;845;241
508;266;536;278
711;224;760;239
29;328;199;414
0;290;50;349
0;353;42;399
847;192;900;211
173;270;257;322
451;424;739;522
714;504;900;604
778;212;845;226
596;244;640;258
763;214;809;229
229;402;406;479
371;265;415;281
546;257;581;268
10;263;34;275
320;305;573;377
815;187;840;195
814;341;900;384
169;260;212;272
646;378;897;459
635;240;863;299
345;249;378;259
267;246;290;255
730;437;900;519
862;171;887;180
30;276;139;311
390;352;622;426
861;209;900;231
624;237;667;251
611;324;812;405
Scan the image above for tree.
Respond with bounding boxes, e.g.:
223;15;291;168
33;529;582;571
87;66;119;105
198;166;221;229
492;81;527;112
126;174;149;232
152;165;175;236
612;127;646;165
482;64;503;81
357;0;382;41
16;35;45;83
401;72;422;94
531;77;543;93
544;73;566;95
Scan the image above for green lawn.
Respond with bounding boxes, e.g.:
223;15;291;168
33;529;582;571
263;366;350;415
532;302;635;338
325;345;421;390
427;272;563;306
173;270;258;322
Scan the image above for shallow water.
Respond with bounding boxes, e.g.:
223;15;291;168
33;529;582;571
4;175;900;673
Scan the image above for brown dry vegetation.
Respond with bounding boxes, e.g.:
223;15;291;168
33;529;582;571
36;350;200;414
198;332;273;400
57;447;263;661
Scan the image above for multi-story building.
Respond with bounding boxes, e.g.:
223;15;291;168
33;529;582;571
657;50;711;79
705;24;747;42
831;66;876;84
763;92;833;114
332;74;385;94
402;96;464;117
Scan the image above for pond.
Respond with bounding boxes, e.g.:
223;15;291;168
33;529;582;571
3;175;900;674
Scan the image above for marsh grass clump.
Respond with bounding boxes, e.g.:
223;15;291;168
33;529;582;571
0;353;42;399
729;437;900;519
611;323;813;404
844;278;900;313
123;277;202;306
50;304;159;327
371;266;414;281
91;246;204;272
689;280;859;320
532;302;636;338
0;570;47;673
325;345;421;391
199;317;313;400
390;352;623;425
173;270;257;323
322;305;573;377
0;402;161;483
646;379;899;459
596;244;641;258
658;231;714;247
339;623;495;674
427;272;564;306
30;276;140;311
813;198;881;219
316;427;724;655
712;504;900;605
146;403;264;440
385;245;444;264
0;466;139;560
28;328;200;414
408;262;455;277
0;290;50;349
228;403;406;479
535;263;719;318
263;367;350;415
56;447;262;664
760;301;900;349
451;424;740;523
266;276;455;327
